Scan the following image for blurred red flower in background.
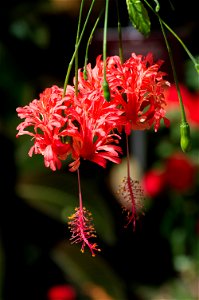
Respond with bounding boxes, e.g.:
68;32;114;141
47;284;76;300
142;169;165;198
164;152;196;192
165;83;199;127
143;152;197;197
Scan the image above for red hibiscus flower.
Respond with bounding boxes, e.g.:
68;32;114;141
16;85;74;171
77;55;104;98
106;52;170;134
64;92;123;171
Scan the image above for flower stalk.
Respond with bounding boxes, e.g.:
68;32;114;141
68;169;100;256
74;0;85;95
158;15;192;152
117;135;144;230
63;0;96;97
102;0;110;101
143;0;199;74
116;0;123;63
83;9;103;80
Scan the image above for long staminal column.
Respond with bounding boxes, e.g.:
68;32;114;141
68;169;100;256
117;134;144;230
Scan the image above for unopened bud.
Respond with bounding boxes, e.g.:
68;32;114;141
83;68;87;80
103;79;110;102
180;122;192;152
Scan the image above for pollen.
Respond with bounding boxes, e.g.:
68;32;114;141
117;176;145;229
68;206;101;256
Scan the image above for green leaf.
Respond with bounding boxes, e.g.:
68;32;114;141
16;183;77;221
51;242;127;300
126;0;151;37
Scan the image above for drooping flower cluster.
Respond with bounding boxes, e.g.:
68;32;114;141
16;53;170;172
16;52;170;255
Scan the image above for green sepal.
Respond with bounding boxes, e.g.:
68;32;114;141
126;0;151;37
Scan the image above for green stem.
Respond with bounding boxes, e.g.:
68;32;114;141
62;0;96;97
143;0;199;74
77;168;83;210
126;134;131;179
74;0;85;96
116;0;123;63
159;18;187;123
83;9;103;80
159;17;191;152
103;0;109;69
102;0;110;101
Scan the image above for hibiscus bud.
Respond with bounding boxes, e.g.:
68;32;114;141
180;121;192;152
83;67;87;80
102;79;110;101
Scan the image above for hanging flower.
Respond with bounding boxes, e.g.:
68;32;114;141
16;85;75;171
106;52;170;134
106;52;170;228
77;55;104;98
66;92;124;171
